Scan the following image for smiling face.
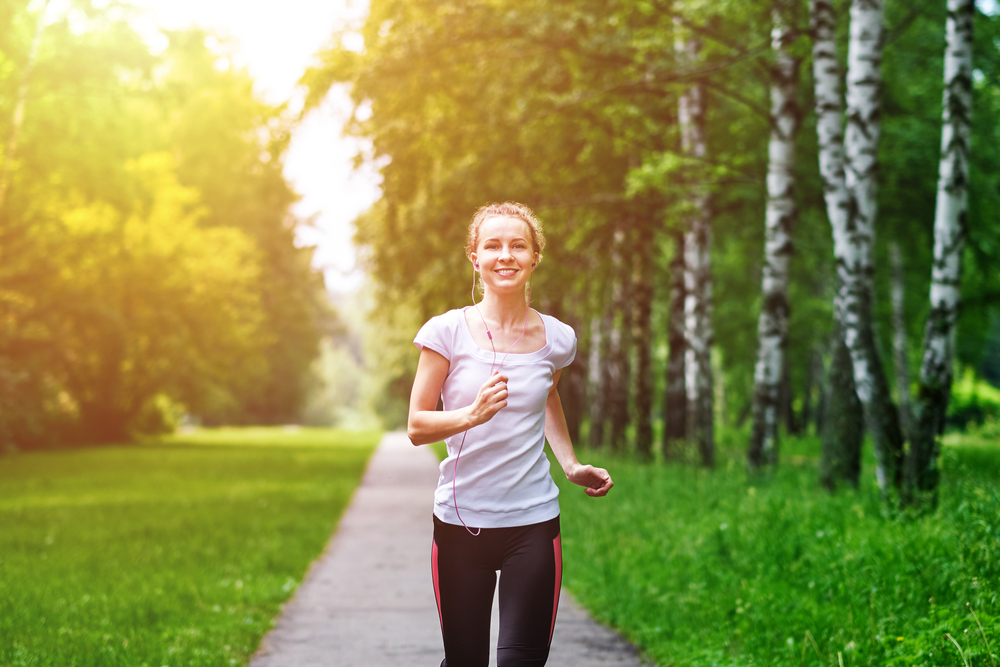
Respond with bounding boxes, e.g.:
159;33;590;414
470;215;538;295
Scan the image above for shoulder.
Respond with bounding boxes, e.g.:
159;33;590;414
538;312;577;368
539;313;577;342
423;308;465;331
414;308;466;358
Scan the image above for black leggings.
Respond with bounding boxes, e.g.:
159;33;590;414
431;515;562;667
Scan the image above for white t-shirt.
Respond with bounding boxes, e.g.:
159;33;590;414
413;307;577;528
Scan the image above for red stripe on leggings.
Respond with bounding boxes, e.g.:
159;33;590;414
549;534;562;645
431;540;443;629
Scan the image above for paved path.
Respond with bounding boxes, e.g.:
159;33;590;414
249;431;648;667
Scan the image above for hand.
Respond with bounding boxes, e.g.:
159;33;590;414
565;463;613;497
468;371;509;427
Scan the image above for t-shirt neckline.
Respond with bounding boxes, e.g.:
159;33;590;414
459;306;551;362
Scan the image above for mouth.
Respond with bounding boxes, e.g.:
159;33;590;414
494;268;518;276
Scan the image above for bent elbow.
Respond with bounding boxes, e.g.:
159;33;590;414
407;424;423;447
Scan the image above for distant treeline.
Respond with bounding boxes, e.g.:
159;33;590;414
305;0;1000;503
0;2;330;448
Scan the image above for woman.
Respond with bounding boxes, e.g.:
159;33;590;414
407;202;614;667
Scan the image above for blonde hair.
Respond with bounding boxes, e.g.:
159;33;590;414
465;202;546;260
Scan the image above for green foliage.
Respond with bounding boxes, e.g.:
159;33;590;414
0;2;329;446
161;30;331;425
554;432;1000;666
305;0;1000;435
947;367;1000;429
0;426;381;666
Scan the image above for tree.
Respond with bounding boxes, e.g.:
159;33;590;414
905;0;976;505
675;15;716;467
0;3;325;446
48;155;266;441
748;0;802;470
161;31;329;425
0;0;48;213
841;0;905;493
820;330;864;490
662;230;687;451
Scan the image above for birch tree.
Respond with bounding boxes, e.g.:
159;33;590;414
889;241;912;437
906;0;975;504
749;4;801;470
607;221;632;452
662;230;687;454
820;329;864;490
675;17;715;467
633;212;655;460
842;0;906;492
810;0;902;492
588;314;607;449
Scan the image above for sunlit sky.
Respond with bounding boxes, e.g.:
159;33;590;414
130;0;379;293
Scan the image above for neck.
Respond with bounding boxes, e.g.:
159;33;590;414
479;289;529;331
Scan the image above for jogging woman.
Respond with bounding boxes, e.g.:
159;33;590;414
407;202;614;667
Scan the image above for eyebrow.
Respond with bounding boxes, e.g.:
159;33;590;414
482;237;528;243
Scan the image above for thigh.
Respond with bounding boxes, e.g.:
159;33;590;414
433;517;499;667
496;517;562;667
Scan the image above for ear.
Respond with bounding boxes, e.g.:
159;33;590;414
532;252;539;268
470;252;479;270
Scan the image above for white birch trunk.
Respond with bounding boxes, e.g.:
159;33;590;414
907;0;975;501
749;6;800;469
663;231;687;448
675;15;715;467
607;224;631;452
588;315;605;449
811;0;850;239
633;215;655;459
0;0;50;213
813;0;903;492
842;0;889;488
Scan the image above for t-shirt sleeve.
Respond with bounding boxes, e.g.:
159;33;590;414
414;312;455;361
552;319;577;370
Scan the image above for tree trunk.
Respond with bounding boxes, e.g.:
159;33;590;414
800;346;822;434
906;0;974;505
820;328;864;490
557;308;586;445
811;0;903;493
749;6;800;470
662;230;687;455
588;314;607;449
632;215;655;460
607;222;631;452
842;0;905;493
889;241;912;438
0;1;50;213
676;18;715;467
781;360;798;435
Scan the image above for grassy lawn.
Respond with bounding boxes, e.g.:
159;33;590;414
554;432;1000;667
0;427;380;667
428;440;448;462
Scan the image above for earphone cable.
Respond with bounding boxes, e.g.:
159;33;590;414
451;264;531;536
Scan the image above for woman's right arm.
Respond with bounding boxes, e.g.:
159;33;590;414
407;348;509;446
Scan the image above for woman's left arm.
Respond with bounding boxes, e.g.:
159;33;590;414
545;368;614;497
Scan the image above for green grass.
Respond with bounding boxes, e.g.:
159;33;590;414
554;432;1000;667
0;427;380;667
